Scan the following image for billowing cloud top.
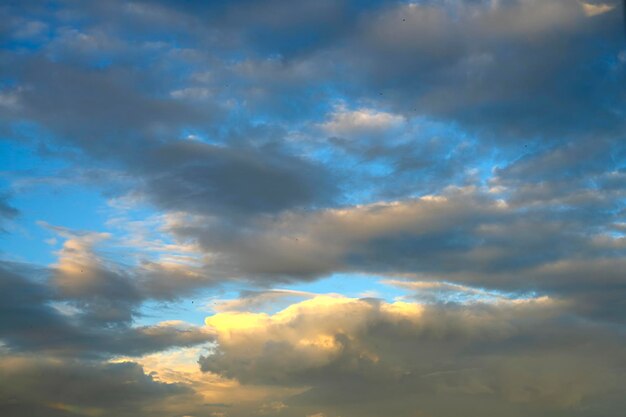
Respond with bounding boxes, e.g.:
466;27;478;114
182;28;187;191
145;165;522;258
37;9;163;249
1;0;626;416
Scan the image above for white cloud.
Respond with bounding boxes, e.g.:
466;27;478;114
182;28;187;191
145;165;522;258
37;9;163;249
320;105;405;139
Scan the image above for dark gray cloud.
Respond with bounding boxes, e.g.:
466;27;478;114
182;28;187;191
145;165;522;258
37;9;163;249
0;261;212;358
136;139;337;217
0;55;201;150
130;0;387;57
344;0;626;140
0;356;197;417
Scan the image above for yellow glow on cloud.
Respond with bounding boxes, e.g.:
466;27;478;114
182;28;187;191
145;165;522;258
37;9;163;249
203;294;426;361
381;301;425;321
105;292;575;416
205;295;427;335
274;294;361;319
580;2;614;16
202;295;418;373
297;334;339;350
205;311;271;332
205;295;365;337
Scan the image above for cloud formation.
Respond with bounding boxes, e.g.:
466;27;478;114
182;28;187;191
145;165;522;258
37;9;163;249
199;295;626;417
1;0;626;416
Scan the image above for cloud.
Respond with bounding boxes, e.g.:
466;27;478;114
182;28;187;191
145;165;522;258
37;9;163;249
342;0;625;139
161;179;626;321
135;140;337;217
166;187;504;281
1;55;337;218
320;105;405;140
580;2;615;16
212;289;316;313
0;192;18;233
1;1;626;415
44;220;212;303
199;294;626;417
49;227;141;326
0;260;213;358
0;355;197;417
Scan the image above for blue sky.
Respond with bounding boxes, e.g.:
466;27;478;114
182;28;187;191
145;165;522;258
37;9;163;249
1;1;626;417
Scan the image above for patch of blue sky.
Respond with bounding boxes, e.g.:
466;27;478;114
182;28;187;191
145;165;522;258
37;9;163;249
286;272;543;306
287;273;407;303
1;183;110;265
135;274;411;327
474;154;501;185
137;299;207;327
1;133;122;265
413;118;508;187
399;278;544;305
0;138;66;174
2;36;47;53
0;141;62;261
101;202;198;267
413;286;539;305
136;284;243;327
135;274;544;327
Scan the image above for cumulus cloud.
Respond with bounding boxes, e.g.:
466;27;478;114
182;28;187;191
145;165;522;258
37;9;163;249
199;294;626;417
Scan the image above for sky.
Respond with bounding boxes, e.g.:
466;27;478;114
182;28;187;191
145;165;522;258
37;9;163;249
1;0;626;416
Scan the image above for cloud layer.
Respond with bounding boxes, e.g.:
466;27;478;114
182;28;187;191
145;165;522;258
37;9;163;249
1;0;626;416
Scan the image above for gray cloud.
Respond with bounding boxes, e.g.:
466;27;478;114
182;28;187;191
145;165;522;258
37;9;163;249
0;260;212;358
1;52;338;218
199;295;626;417
0;192;18;233
0;356;198;417
164;184;626;322
344;0;626;140
136;139;337;217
